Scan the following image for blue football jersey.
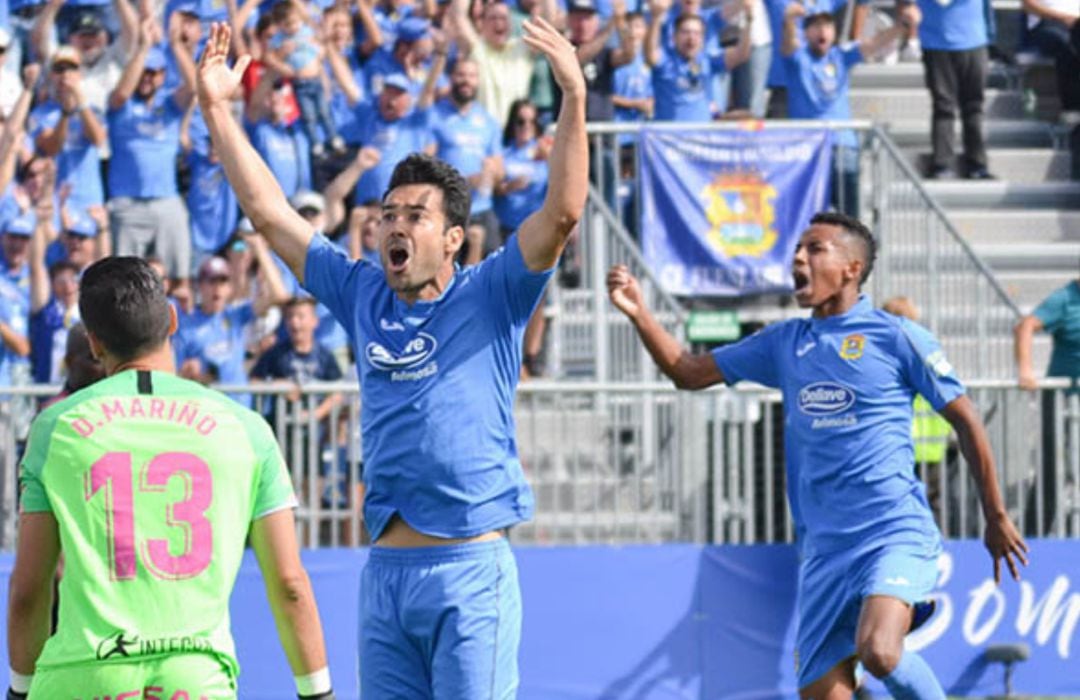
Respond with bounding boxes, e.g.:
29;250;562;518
303;233;553;540
712;296;964;557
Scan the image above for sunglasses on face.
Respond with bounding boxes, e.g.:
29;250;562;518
515;117;536;126
53;63;79;73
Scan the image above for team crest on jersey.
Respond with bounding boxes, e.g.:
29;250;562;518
839;333;865;360
701;173;779;258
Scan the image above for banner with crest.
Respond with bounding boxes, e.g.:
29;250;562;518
639;127;834;296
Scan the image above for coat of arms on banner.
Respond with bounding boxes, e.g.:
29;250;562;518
702;173;779;258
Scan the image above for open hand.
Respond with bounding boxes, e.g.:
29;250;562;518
984;512;1029;583
522;17;585;97
197;23;252;110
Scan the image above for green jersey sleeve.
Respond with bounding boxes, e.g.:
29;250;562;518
247;417;297;520
19;409;61;513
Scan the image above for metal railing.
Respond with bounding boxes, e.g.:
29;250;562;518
0;379;1075;549
568;121;1021;382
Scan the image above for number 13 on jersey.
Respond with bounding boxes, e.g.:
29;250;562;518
85;451;214;582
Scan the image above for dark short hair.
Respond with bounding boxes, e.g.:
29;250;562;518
503;97;536;146
385;153;471;231
810;211;877;285
48;260;80;280
803;11;835;28
283;296;318;312
674;13;706;32
79;257;172;362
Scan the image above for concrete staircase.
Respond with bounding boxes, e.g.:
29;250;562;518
850;60;1078;374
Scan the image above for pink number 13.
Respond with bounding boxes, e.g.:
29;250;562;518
85;452;214;581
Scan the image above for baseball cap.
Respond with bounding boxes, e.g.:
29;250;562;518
290;190;326;214
382;73;412;93
144;46;168;72
198;256;231;280
0;28;12;50
172;0;200;16
64;210;98;238
397;17;431;43
803;10;835;26
52;46;82;69
567;0;598;13
72;12;106;35
3;212;36;237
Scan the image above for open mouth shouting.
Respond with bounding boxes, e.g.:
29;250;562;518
792;269;811;301
386;241;411;274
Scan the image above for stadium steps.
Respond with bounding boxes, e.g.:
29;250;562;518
851;57;1073;382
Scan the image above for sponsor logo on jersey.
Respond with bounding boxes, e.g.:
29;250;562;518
95;630;214;661
380;318;405;332
798;382;857;416
795;341;816;358
839;333;865;360
365;333;438;371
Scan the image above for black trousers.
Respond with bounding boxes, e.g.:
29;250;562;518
922;47;989;171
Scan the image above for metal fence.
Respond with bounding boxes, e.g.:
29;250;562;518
1;379;1075;550
558;121;1022;384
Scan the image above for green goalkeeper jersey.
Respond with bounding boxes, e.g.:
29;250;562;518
19;369;297;676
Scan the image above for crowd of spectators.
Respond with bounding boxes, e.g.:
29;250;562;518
0;0;1074;490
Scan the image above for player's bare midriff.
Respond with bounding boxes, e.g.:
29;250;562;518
376;515;505;547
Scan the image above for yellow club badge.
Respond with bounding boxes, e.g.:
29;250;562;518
839;333;865;361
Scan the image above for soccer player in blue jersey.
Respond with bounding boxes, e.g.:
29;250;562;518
608;212;1029;700
197;17;587;698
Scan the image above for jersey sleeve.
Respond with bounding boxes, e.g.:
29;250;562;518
477;232;555;326
710;322;786;388
303;232;374;331
708;49;728;75
895;318;965;411
1032;286;1069;333
19;411;59;514
839;42;863;67
247;416;298;520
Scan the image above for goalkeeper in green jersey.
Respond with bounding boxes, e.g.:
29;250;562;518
6;257;336;700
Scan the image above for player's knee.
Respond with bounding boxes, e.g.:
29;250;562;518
857;636;901;678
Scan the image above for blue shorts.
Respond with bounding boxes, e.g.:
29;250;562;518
795;539;941;689
359;538;521;700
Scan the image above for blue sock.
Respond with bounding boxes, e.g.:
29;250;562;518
881;651;946;700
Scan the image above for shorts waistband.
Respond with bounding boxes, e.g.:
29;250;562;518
368;537;512;565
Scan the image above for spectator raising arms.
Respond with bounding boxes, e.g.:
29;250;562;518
647;0;753;121
106;17;195;301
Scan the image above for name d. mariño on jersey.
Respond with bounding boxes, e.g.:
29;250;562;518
68;398;220;439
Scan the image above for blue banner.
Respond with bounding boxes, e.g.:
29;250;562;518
0;541;1077;697
640;128;833;297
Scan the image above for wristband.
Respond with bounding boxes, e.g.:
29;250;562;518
295;668;331;697
6;689;28;700
9;670;31;694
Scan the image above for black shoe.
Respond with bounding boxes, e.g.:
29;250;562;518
965;166;995;180
927;165;956;180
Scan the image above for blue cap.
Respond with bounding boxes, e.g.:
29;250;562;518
382;73;412;93
172;0;200;15
64;209;98;238
396;17;431;43
144;45;168;72
3;211;36;237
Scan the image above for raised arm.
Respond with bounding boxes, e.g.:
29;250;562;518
113;0;140;53
645;0;671;66
780;0;804;56
198;23;314;282
1021;0;1079;24
722;2;753;68
449;0;481;56
325;44;363;105
324;147;381;233
1013;314;1043;391
355;0;385;57
108;17;158;111
940;396;1029;582
609;0;636;67
249;509;333;696
169;11;199;110
607;265;723;389
30;210;53;315
416;38;449;110
515;18;588;270
859;2;918;58
1;67;40;194
31;0;64;67
249;233;291;317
